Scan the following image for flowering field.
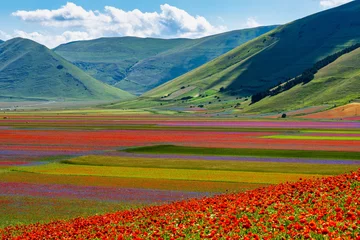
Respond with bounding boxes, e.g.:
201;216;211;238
1;169;359;239
0;112;359;236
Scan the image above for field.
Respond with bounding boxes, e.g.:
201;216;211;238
2;170;359;239
0;112;359;233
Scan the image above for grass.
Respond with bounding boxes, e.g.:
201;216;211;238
63;155;360;175
124;145;360;160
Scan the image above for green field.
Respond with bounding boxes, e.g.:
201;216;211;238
125;145;360;160
263;135;360;141
63;155;359;175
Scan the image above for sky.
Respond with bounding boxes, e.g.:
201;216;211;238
0;0;354;48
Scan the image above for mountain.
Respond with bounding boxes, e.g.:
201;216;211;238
54;26;277;95
0;38;134;101
0;40;3;44
247;45;360;113
145;1;360;100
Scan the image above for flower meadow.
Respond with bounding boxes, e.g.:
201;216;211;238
1;114;360;237
1;169;359;239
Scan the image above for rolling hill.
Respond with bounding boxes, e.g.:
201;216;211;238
145;1;360;100
247;45;360;113
0;38;134;101
54;26;277;95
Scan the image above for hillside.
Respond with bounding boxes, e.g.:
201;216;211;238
145;1;360;100
55;26;277;95
0;38;134;101
247;46;360;113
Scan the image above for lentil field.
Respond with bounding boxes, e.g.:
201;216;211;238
0;112;359;239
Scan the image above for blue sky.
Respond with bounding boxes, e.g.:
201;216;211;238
0;0;353;47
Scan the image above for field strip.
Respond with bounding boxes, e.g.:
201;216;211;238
64;155;360;174
262;135;360;141
301;130;360;134
124;145;360;160
12;163;324;184
0;171;268;193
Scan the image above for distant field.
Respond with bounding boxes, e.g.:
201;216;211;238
263;135;360;141
125;145;360;160
0;113;359;229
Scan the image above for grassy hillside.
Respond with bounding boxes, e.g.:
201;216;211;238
54;37;190;89
247;47;360;113
145;1;360;100
0;38;134;101
55;26;277;95
116;27;277;94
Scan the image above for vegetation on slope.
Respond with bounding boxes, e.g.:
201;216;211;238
55;26;277;95
0;38;134;101
251;43;360;104
146;1;360;100
248;45;360;113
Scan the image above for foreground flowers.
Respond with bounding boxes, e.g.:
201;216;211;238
1;170;359;239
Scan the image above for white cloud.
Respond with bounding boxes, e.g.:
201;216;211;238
319;0;353;8
8;2;226;47
245;17;261;28
0;30;12;40
0;29;92;48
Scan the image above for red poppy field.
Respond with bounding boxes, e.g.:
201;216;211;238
0;112;359;238
1;169;359;239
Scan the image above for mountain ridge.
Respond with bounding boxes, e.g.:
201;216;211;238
54;26;278;95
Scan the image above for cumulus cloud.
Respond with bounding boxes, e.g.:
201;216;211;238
245;17;261;28
8;2;226;47
319;0;353;8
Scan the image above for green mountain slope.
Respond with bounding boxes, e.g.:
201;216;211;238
145;1;360;99
55;26;277;95
247;46;360;113
54;37;190;88
0;38;134;101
